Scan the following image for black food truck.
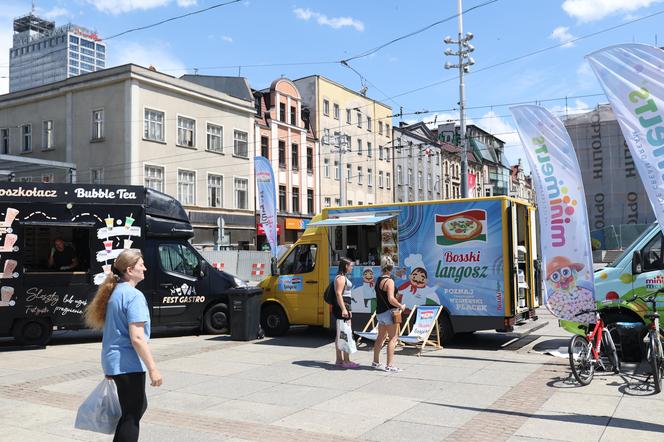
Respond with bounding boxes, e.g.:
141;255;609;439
0;183;260;346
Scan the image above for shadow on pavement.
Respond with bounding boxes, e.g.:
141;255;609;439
292;360;376;372
420;401;664;433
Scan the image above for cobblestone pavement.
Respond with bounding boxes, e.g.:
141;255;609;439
1;312;663;442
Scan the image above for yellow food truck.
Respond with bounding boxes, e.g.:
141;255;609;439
259;197;540;341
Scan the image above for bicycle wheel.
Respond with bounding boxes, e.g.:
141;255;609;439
649;334;663;394
602;327;620;374
569;334;594;385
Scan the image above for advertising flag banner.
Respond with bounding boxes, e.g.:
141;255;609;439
510;105;595;321
586;44;664;233
254;156;278;257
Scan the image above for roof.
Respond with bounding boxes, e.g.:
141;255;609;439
180;75;253;102
292;74;392;111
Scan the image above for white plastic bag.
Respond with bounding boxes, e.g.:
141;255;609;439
75;379;122;434
336;319;357;354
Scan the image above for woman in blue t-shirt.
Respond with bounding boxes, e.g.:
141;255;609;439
85;249;162;442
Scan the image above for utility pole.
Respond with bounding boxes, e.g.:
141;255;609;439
444;0;475;198
333;118;348;205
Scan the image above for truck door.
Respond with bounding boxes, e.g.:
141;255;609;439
151;242;208;325
276;243;319;325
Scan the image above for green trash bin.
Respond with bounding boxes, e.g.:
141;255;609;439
229;288;263;341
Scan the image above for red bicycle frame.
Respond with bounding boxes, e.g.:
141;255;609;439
586;313;604;361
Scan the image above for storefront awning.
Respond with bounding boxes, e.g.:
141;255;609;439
308;213;397;227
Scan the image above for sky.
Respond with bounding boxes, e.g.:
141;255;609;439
1;0;664;170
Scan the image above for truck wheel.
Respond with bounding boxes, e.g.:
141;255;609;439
203;303;229;334
438;312;455;345
261;304;289;336
13;318;52;347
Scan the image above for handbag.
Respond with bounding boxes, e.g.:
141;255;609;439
392;309;402;324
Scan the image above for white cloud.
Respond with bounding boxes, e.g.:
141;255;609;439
562;0;664;22
293;7;364;31
547;99;591;117
40;7;70;19
84;0;196;15
549;26;576;47
108;41;188;75
221;35;233;43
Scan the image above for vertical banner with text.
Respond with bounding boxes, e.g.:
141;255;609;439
586;44;664;233
510;105;596;321
254;156;278;257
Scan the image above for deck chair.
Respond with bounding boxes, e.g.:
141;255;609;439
355;310;415;346
397;305;443;355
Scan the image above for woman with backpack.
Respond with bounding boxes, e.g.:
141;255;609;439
332;257;359;368
372;255;406;372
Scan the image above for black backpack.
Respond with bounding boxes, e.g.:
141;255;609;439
324;275;346;304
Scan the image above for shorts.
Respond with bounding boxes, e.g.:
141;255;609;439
376;309;394;326
332;300;352;320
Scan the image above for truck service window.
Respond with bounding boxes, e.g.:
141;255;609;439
159;244;200;277
280;244;317;275
330;220;396;267
23;226;91;273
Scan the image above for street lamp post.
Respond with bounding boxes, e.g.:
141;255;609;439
334;130;349;205
444;0;475;198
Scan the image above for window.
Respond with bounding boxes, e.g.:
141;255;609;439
255;96;262;115
206;123;223;153
278;141;286;168
642;232;664;271
397;166;402;185
408;168;413;186
307;189;314;214
334;161;340;180
292;187;300;213
386;148;390;162
357;111;362;128
427;174;432;191
1;129;8;154
357;139;362;155
158;244;200;278
324;197;331;208
306;147;313;173
178;170;196;205
92;110;103;140
435;175;441;195
324;158;330;178
261;136;269;158
208;174;223;207
386;172;391;189
379;171;384;188
177;116;195;147
290;106;297;125
347;200;353;206
334;198;341;206
234;130;248;157
21;124;31;152
358;201;363;206
346;109;352;124
279;103;286;122
279;185;287;211
323;99;330;116
279;244;317;275
418;171;423;189
379;146;383;160
234;177;248;209
323;128;330;144
386;124;390;138
436;153;440;165
42;120;54;149
91;168;104;184
144;109;164;141
379;121;383;135
333;103;339;120
357;167;363;184
292;143;299;170
367;116;372;132
347;164;352;182
367;142;372;157
368;168;373;187
145;165;164;191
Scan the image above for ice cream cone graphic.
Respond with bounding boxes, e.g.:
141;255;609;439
3;259;17;278
3;208;19;227
2;234;17;252
0;286;14;306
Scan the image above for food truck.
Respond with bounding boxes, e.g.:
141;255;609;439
0;183;259;346
259;196;540;340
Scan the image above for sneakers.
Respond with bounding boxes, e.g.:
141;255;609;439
371;361;384;370
383;365;402;373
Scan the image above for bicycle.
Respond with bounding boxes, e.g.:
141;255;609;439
627;291;664;393
568;309;620;386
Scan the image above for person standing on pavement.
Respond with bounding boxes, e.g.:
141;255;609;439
85;249;163;442
373;256;406;372
333;257;359;368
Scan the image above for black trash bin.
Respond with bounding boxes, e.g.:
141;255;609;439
614;322;645;362
229;288;263;341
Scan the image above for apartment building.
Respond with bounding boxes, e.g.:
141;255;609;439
0;64;256;248
294;75;393;208
253;77;318;246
